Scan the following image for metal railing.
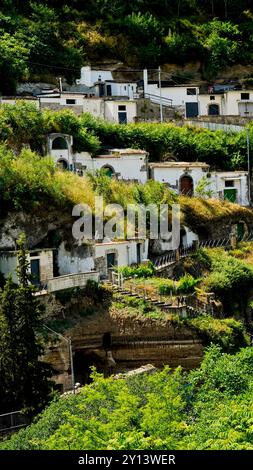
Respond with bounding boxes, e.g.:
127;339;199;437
144;92;173;107
0;410;29;434
198;237;231;249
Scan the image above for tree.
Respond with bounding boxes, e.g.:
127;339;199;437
0;33;28;94
0;235;53;416
195;175;214;198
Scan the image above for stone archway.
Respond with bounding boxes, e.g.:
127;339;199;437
102;165;115;178
57;158;69;170
180;175;194;196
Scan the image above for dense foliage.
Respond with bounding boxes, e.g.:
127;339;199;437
1;1;253;92
204;249;253;317
1;102;253;170
1;345;253;450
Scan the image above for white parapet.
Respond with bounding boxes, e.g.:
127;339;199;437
47;272;100;293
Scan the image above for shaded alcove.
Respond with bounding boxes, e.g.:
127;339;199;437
73;350;107;385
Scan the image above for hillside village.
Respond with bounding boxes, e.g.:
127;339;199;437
1;0;253;455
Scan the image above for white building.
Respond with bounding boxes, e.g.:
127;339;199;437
149;161;249;206
95;239;149;277
149;162;209;195
210;171;249;205
57;242;95;276
77;148;148;183
0;249;54;286
48;134;149;183
40;92;137;124
198;90;253;117
77;66;138;100
143;69;199;118
82;98;137;124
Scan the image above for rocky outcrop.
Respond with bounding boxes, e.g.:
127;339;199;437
42;291;204;392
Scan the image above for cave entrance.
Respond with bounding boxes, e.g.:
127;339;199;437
73;350;105;385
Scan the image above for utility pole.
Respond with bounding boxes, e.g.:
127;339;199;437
44;325;75;393
158;66;163;123
58;77;63;93
247;128;251;204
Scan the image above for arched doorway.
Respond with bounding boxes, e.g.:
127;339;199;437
180;175;194;196
102;165;115;178
57;158;69;170
73;350;106;385
208;104;220;116
52;136;68;150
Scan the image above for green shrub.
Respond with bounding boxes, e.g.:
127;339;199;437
177;274;201;294
204;250;253;315
118;262;155;279
158;280;176;295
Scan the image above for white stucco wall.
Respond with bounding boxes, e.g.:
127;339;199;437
0;253;18;284
198;94;224;116
82;98;104;118
95;240;148;268
57;242;95;276
77;66;113;87
0;98;40;108
198;90;253;116
151;166;208;193
210;172;249;206
108;82;137;99
0;250;54;285
104;101;137;124
76;152;148;183
144;81;199;106
224;91;253;116
47;272;99;292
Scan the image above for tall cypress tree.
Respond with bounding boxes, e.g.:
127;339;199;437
0;235;53;416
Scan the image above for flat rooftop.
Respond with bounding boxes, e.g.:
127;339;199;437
149;161;209;169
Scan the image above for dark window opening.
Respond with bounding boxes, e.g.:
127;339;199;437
118;105;126;111
52;137;68;150
30;259;40;286
241;93;250;100
225;180;234;187
66;99;76;104
187;88;197;95
210;96;215;101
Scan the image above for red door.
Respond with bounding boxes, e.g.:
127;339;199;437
180;176;194;196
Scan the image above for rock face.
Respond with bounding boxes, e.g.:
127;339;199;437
0;209;73;250
43;293;204;392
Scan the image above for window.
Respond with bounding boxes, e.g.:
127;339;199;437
124;86;127;91
241;93;250;100
118;105;126;111
210;96;215;100
52;136;68;150
66;99;76;104
225;180;234;187
187;88;197;95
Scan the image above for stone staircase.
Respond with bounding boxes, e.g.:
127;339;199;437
110;282;203;318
